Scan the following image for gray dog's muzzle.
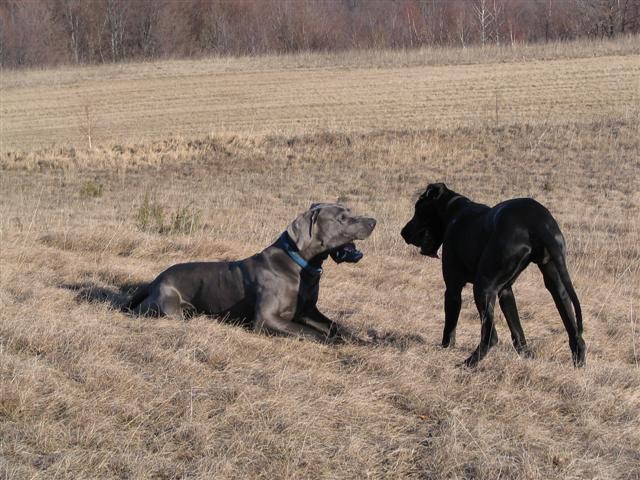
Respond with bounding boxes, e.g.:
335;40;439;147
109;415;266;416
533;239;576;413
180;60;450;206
329;242;364;263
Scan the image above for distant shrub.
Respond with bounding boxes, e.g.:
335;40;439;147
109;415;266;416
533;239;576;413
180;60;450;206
170;204;201;235
80;180;103;198
136;193;200;235
136;193;165;233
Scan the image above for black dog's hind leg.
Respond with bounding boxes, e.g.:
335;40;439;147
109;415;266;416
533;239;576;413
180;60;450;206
465;281;500;367
465;244;531;367
539;262;586;367
499;286;534;358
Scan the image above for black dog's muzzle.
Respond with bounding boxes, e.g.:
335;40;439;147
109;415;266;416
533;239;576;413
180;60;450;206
402;223;439;258
420;241;439;258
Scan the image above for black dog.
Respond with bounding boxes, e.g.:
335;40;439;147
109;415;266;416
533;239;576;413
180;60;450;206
401;183;586;367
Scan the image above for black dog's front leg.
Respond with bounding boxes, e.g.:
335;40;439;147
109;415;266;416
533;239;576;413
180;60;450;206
443;287;463;347
442;262;465;348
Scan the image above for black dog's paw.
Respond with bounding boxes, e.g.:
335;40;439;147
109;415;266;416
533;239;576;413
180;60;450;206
572;352;586;368
517;346;535;359
458;352;480;369
441;337;455;348
571;339;587;368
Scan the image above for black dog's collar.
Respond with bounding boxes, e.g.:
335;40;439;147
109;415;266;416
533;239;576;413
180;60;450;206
275;232;323;276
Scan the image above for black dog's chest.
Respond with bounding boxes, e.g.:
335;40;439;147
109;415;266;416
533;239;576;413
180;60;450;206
443;216;489;280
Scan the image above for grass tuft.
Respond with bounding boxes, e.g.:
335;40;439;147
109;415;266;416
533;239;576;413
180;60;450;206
136;192;201;235
136;192;165;233
79;180;103;198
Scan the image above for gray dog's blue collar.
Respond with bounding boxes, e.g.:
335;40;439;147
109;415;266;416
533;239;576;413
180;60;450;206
275;232;323;276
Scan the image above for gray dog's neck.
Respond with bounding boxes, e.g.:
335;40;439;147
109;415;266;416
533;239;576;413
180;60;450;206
272;232;325;277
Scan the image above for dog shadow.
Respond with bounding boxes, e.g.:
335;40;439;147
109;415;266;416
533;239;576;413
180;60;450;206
331;311;425;350
60;281;146;311
60;281;252;330
365;328;426;351
60;285;426;349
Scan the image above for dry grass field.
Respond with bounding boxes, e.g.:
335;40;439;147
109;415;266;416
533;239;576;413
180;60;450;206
1;37;640;479
2;35;639;153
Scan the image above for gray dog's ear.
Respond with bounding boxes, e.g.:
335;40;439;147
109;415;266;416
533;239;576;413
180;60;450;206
423;183;446;201
288;206;320;250
309;208;319;237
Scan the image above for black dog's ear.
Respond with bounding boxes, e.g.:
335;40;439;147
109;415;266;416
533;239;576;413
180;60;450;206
422;183;446;201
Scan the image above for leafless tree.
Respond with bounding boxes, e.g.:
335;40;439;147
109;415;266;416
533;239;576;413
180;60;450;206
60;0;82;63
104;0;127;61
491;0;505;44
473;0;491;46
1;0;638;69
456;4;469;47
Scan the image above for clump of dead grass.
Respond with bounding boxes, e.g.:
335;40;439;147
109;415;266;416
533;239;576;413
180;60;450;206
136;192;201;235
79;179;103;198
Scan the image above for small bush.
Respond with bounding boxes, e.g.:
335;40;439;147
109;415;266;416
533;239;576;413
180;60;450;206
80;180;103;198
136;193;200;235
169;203;201;235
136;193;165;233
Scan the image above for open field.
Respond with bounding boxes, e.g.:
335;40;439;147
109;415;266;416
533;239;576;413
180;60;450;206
1;35;639;153
1;38;640;479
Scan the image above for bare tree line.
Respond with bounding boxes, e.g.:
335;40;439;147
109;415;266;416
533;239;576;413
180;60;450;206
1;0;638;68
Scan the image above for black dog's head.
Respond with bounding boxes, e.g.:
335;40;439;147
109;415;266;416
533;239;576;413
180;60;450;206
401;183;453;258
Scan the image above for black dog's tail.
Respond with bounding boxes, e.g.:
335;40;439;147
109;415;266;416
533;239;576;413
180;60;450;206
542;230;583;334
122;284;149;312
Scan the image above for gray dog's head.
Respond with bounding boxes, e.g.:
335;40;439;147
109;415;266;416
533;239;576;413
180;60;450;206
401;183;457;258
287;203;376;262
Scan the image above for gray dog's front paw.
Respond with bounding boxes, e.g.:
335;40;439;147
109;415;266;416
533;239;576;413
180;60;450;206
328;323;368;345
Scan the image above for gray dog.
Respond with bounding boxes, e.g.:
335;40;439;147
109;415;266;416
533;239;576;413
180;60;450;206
402;183;585;367
125;203;376;342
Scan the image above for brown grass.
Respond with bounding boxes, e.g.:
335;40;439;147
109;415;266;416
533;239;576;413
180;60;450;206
1;38;639;479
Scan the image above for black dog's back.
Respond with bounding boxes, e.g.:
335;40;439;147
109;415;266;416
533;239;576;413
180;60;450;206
485;198;561;259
